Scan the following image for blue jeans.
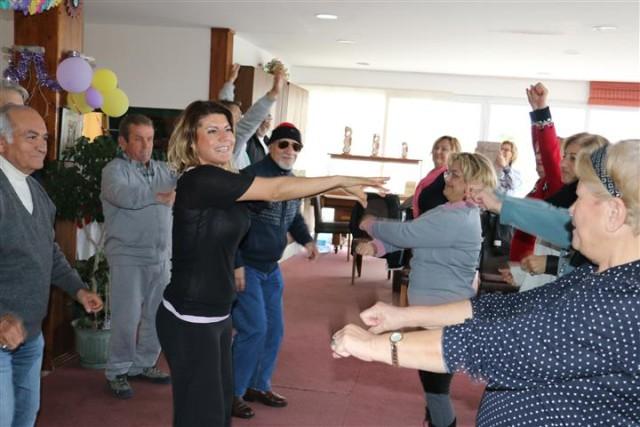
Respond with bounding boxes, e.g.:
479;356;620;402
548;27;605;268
232;265;284;396
0;333;44;427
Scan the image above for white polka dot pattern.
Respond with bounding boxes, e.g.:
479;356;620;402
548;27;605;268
443;261;640;426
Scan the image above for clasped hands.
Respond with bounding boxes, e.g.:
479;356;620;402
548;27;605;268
330;302;403;361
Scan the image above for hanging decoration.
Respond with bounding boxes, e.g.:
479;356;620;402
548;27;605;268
55;54;130;118
2;47;61;91
0;0;64;15
65;0;82;17
56;55;93;92
1;45;130;117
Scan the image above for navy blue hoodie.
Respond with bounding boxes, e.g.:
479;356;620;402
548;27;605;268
238;155;313;273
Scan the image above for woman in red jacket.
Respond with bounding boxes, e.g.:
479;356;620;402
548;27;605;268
508;82;563;262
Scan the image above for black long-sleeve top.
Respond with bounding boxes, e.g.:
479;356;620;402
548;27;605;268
163;165;254;317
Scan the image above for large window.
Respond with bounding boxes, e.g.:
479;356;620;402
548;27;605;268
487;104;590;196
300;84;638;199
588;107;640;142
487;104;536;195
300;86;386;178
383;97;483;193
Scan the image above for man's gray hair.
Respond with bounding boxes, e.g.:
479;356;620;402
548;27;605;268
0;104;31;145
0;79;29;103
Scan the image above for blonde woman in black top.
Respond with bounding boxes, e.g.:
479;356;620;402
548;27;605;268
156;100;386;427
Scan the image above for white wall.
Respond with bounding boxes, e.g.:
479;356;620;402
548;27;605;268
84;25;277;109
291;66;589;104
85;23;210;109
233;36;275;70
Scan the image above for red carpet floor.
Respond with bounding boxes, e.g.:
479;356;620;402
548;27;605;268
37;251;484;426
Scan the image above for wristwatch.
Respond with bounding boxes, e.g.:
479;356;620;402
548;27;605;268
389;331;403;367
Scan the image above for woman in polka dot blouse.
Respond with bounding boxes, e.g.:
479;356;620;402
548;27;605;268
331;140;640;427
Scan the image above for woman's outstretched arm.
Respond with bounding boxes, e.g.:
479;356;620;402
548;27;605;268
237;175;388;206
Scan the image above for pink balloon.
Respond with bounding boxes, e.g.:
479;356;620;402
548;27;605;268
85;87;104;109
56;57;93;93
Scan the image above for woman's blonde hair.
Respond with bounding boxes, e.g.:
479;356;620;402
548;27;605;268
501;140;518;165
575;139;640;234
448;152;497;190
167;100;235;173
561;132;609;156
431;135;461;154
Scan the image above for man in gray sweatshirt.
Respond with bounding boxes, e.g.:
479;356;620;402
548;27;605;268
101;114;176;399
0;104;103;427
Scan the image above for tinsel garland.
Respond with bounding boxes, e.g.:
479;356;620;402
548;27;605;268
0;0;63;15
3;50;61;91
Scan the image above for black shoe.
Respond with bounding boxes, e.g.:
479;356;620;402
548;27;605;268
232;397;255;419
244;388;288;408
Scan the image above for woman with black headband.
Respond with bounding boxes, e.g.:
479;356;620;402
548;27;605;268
330;140;640;426
472;133;609;284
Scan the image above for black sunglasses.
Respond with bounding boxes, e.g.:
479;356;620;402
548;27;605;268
277;140;303;152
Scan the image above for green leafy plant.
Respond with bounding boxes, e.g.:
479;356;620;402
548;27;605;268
73;253;110;330
44;135;118;329
45;135;118;225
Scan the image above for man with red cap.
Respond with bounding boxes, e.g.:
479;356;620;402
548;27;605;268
231;122;319;418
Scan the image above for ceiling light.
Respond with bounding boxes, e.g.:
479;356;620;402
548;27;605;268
316;14;338;20
356;62;370;66
337;39;355;44
592;25;617;32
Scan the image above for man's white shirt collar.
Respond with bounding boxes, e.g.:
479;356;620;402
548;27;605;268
0;155;34;214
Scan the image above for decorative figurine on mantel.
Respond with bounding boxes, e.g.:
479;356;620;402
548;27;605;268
401;142;409;159
342;126;352;154
371;133;380;157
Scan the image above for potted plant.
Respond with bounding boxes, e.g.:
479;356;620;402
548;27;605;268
44;134;118;368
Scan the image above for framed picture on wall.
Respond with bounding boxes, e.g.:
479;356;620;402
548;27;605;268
59;107;84;157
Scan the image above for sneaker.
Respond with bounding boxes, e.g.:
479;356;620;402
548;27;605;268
128;366;171;384
108;374;133;399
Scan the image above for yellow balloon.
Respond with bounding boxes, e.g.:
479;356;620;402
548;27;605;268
92;69;118;93
67;92;93;114
101;88;130;117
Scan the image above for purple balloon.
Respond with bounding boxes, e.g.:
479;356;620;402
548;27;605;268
56;57;93;93
85;87;104;109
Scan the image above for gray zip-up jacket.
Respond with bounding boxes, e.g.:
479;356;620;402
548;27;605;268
101;156;177;266
218;81;275;169
369;201;481;306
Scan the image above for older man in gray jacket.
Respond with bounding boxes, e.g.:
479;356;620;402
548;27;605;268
101;114;176;399
0;104;103;427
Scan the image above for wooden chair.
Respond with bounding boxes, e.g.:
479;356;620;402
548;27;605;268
349;193;403;285
310;195;351;258
477;211;518;294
